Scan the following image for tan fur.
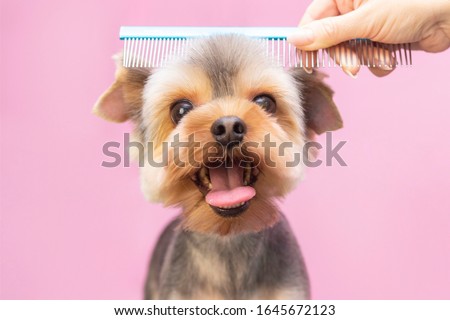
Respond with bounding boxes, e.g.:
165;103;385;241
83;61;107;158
152;96;303;235
135;48;309;234
189;246;229;293
142;64;213;145
94;54;149;123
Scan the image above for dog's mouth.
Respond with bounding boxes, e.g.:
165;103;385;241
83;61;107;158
192;162;259;217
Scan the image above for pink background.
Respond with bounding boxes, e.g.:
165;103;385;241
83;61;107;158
1;0;450;299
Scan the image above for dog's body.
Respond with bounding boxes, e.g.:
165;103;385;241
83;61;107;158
94;34;342;299
146;214;309;299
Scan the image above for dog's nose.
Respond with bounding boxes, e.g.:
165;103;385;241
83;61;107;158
211;116;246;146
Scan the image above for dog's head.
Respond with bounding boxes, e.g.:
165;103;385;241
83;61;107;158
94;35;342;235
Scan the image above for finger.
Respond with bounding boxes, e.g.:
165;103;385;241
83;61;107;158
298;50;318;73
368;67;395;77
359;41;396;68
288;7;371;50
297;44;361;77
358;41;396;76
298;48;339;73
299;0;340;26
327;44;361;77
341;46;360;78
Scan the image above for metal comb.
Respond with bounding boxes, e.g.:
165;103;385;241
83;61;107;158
120;26;412;69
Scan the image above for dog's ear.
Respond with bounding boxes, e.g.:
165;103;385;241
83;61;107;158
93;54;150;123
291;69;343;136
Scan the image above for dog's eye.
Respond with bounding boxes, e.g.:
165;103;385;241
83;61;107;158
170;100;194;124
252;95;276;113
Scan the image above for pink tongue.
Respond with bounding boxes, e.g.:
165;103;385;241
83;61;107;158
205;166;255;208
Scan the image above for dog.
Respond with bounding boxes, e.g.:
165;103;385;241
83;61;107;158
93;34;342;299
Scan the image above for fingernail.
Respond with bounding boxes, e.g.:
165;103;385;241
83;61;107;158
287;27;315;46
374;59;393;71
380;64;393;71
344;69;358;79
303;66;313;74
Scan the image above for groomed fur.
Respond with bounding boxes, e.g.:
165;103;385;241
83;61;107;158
94;34;342;299
138;36;317;235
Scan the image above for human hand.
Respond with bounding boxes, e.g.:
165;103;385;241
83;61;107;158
288;0;450;77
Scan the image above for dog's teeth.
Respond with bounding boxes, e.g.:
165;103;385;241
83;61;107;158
199;166;207;178
199;166;210;188
218;202;246;210
243;162;252;185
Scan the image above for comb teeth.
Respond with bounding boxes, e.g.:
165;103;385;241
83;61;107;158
120;27;412;69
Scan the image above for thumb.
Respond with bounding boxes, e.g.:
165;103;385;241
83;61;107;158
288;9;370;50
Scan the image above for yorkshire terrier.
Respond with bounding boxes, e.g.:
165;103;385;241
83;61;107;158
94;34;342;299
